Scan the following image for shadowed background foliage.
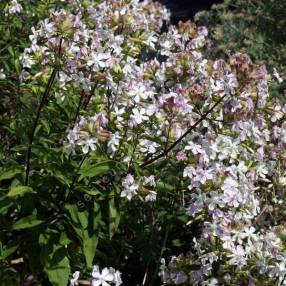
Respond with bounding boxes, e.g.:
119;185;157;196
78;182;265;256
157;0;223;23
156;0;285;98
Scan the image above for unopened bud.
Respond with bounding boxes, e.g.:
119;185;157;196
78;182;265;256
97;130;111;141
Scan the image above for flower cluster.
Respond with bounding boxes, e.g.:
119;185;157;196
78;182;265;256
158;54;286;285
70;265;122;286
65;113;115;155
121;174;157;201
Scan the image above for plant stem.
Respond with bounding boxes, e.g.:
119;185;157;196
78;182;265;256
150;224;170;285
24;68;57;185
142;205;156;286
64;153;88;202
82;80;99;110
140;93;228;169
72;91;85;125
24;37;63;185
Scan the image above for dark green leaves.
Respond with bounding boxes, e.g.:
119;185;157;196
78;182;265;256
39;232;71;286
0;240;19;260
79;160;114;181
109;197;120;239
12;214;44;230
7;186;35;197
0;168;22;182
65;203;101;268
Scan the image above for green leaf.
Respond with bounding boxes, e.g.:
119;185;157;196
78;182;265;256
40;119;50;134
39;233;70;286
78;210;88;229
109;197;120;239
44;254;70;286
0;197;14;215
0;168;22;181
65;203;100;268
82;230;98;268
8;46;14;57
14;59;21;74
7;186;35;197
51;169;71;186
172;239;183;247
156;181;175;191
65;204;89;229
65;203;79;226
79;161;113;180
12;215;44;230
0;240;19;260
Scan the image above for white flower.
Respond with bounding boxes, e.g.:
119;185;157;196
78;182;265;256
92;266;114;286
145;33;157;49
130;108;148;125
70;271;80;286
87;52;110;69
273;68;283;83
6;0;23;15
78;137;98;154
64;141;76;156
143;175;156;187
122;174;135;187
221;177;242;207
107;132;121;154
109;268;123;286
145;191;157;202
192;168;214;186
19;48;35;68
158;258;170;283
112;106;125;122
67;126;80;143
121;174;138;200
185;143;203;155
120;184;138;201
269;259;286;285
183;166;195;179
202;278;219;286
0;68;6;79
227;245;247;268
139;139;159;154
237;161;248;174
256;163;268;179
128;84;153;103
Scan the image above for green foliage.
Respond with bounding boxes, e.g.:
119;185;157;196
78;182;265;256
195;0;286;78
39;232;71;286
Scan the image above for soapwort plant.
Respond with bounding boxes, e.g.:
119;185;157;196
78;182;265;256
0;0;285;285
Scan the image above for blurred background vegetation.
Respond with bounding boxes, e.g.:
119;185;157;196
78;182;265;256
195;0;286;96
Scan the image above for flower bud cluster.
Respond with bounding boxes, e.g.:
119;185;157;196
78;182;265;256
65;113;120;155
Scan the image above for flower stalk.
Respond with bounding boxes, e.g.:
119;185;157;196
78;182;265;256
140;93;228;169
24;37;63;185
24;68;57;185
